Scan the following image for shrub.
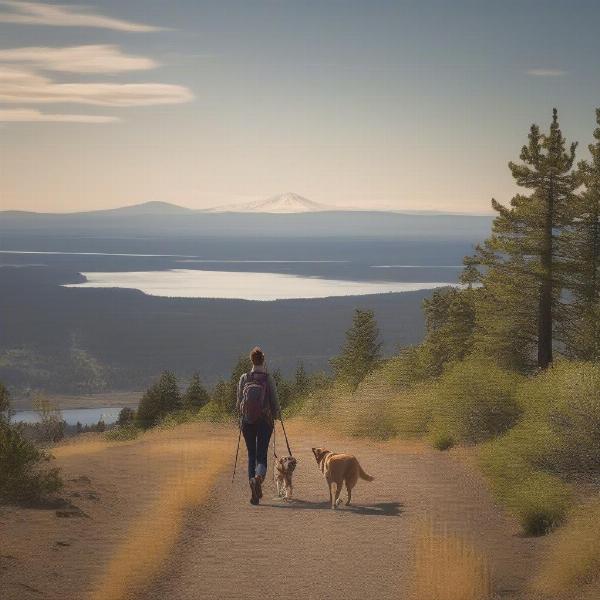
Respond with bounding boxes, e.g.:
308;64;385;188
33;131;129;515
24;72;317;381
428;358;522;445
196;401;230;423
300;380;340;420
0;422;63;504
32;395;66;443
379;346;435;390
510;471;571;535
105;425;140;441
431;430;455;451
479;421;572;536
338;374;432;440
516;361;600;476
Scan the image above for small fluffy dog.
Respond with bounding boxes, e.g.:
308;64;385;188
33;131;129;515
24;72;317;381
312;447;374;509
274;455;297;500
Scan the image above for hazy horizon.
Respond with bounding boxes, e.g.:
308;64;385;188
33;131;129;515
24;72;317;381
1;1;600;215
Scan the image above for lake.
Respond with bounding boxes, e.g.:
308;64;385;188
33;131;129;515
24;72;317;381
13;407;122;426
64;269;458;300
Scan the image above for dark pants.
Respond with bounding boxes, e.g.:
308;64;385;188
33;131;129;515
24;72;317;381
242;419;273;480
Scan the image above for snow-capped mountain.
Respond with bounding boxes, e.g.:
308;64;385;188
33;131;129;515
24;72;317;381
205;192;332;213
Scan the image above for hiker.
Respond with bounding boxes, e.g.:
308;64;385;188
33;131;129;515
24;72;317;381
236;346;281;505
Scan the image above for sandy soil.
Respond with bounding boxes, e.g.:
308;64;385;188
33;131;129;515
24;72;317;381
0;423;231;600
1;420;555;600
143;421;544;600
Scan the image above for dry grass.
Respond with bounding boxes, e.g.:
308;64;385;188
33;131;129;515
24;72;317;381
412;520;492;600
531;498;600;597
87;434;229;600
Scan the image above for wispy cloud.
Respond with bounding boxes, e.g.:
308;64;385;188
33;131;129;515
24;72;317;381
527;68;566;77
0;67;194;106
0;1;162;32
0;45;158;73
0;107;119;122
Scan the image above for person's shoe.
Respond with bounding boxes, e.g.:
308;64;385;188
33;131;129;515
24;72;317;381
249;478;260;505
255;475;263;499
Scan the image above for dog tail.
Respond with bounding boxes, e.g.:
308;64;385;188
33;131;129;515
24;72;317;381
358;464;374;482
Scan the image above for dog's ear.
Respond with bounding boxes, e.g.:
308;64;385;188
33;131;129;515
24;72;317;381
313;448;326;463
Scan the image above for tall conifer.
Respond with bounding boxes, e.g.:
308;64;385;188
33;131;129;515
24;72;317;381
562;108;600;358
468;109;578;369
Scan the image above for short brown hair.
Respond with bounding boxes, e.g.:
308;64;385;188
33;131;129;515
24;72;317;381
250;346;265;365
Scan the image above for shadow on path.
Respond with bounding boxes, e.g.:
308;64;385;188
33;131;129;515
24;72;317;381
265;499;404;516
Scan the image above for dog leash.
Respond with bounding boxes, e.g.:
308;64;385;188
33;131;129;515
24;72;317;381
272;422;278;483
279;415;293;457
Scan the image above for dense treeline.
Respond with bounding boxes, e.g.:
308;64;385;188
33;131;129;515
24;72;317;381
0;265;430;395
127;359;319;430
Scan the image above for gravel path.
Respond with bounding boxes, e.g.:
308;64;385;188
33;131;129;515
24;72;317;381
144;424;541;600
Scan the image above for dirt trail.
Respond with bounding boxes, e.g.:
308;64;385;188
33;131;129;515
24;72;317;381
145;423;541;600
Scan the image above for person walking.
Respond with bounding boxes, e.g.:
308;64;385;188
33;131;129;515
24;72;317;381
236;346;281;505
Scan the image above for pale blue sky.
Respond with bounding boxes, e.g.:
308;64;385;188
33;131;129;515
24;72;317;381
1;0;599;213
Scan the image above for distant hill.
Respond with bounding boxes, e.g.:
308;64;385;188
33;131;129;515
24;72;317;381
86;201;194;216
0;200;493;241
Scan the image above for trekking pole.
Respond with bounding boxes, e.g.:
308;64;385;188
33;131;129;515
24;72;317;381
279;415;293;457
231;419;242;484
272;423;277;484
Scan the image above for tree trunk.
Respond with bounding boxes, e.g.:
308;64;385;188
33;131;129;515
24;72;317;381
538;184;554;369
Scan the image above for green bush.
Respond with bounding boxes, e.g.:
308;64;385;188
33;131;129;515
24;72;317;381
157;410;194;428
428;358;522;445
105;424;140;441
340;385;399;440
479;418;572;536
378;346;435;390
516;361;600;475
196;401;230;423
299;380;340;420
0;422;63;504
510;471;571;535
431;430;455;451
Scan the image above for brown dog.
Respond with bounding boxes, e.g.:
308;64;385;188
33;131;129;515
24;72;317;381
274;455;297;500
312;447;374;509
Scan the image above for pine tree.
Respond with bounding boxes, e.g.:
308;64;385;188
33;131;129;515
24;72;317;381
271;368;293;410
422;287;476;374
562;108;600;359
183;373;210;410
0;382;9;422
156;370;182;414
117;407;135;426
135;371;181;429
330;309;382;387
294;361;310;397
135;382;162;429
468;109;578;370
211;379;231;415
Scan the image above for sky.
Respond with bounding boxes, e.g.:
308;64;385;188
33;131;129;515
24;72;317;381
0;0;599;214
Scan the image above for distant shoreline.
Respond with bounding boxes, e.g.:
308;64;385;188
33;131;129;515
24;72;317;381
11;391;141;411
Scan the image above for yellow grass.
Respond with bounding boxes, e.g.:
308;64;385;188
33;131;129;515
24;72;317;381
531;498;600;596
87;434;230;600
412;520;492;600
